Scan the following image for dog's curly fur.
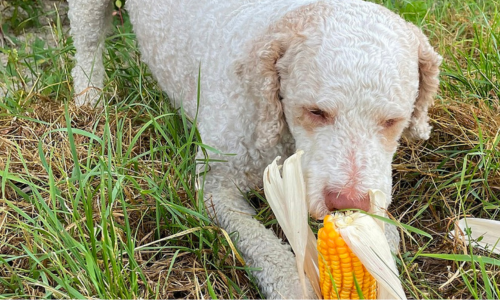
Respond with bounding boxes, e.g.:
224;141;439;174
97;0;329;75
68;0;441;298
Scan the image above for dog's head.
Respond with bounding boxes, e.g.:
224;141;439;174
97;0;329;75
237;3;441;219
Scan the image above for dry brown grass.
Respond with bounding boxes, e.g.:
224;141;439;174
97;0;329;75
0;101;259;299
390;99;500;298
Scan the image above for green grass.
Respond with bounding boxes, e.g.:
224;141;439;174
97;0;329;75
1;0;499;299
0;4;260;298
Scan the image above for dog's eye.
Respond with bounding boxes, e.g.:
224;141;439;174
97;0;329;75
303;107;334;126
383;118;397;128
309;109;326;118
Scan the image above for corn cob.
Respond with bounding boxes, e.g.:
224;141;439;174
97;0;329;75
264;151;406;299
318;214;377;299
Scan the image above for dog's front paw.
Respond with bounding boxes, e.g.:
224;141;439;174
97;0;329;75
262;267;316;299
246;244;316;299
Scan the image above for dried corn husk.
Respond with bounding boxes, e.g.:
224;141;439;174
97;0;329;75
263;151;321;298
369;189;388;228
451;218;500;255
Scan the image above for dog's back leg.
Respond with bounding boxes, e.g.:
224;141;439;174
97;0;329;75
68;0;113;106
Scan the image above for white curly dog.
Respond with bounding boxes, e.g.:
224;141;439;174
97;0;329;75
68;0;441;298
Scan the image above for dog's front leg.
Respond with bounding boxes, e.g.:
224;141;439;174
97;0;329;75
203;179;315;299
68;0;113;106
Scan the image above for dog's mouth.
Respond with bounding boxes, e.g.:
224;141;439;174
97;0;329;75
311;192;378;220
318;189;388;220
324;193;371;212
318;190;371;218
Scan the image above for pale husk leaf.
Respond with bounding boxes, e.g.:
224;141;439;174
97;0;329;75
452;218;500;255
369;189;388;229
263;151;321;298
335;212;407;300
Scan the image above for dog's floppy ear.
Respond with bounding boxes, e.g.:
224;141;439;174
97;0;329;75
236;3;332;151
235;35;290;151
403;24;442;140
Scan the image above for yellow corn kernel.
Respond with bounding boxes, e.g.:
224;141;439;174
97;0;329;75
318;214;377;299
